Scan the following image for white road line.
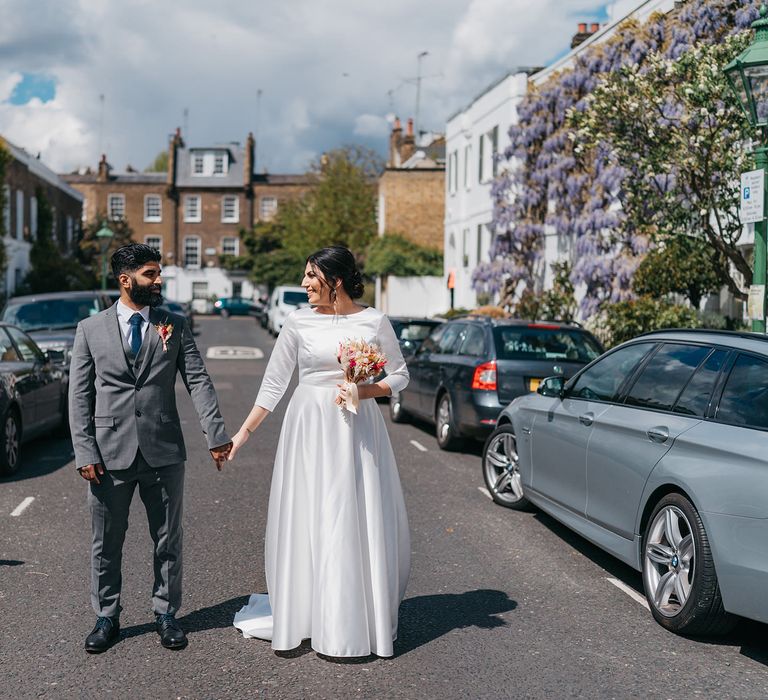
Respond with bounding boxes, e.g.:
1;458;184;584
607;578;650;610
409;439;428;452
478;487;493;500
10;497;35;517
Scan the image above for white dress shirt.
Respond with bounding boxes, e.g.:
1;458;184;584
116;299;151;344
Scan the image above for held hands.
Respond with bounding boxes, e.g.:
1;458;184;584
78;463;104;484
210;442;233;471
227;428;251;461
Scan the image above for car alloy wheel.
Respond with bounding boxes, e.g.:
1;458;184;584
482;425;529;510
644;505;694;617
389;394;408;423
641;493;734;635
0;411;20;476
435;394;460;450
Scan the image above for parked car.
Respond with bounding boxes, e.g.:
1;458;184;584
483;328;768;635
0;323;68;476
390;316;602;449
389;317;443;355
1;291;114;369
267;286;308;335
158;300;195;333
213;296;258;318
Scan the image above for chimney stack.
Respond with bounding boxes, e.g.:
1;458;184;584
571;21;597;49
244;132;255;188
97;154;110;182
401;118;416;162
388;117;403;167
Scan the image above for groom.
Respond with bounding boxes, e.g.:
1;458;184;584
69;243;232;653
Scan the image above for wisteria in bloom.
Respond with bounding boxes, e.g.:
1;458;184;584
477;0;761;317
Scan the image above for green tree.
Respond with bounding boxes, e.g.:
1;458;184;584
599;296;702;348
21;187;91;293
570;34;753;302
145;151;169;173
633;235;728;308
365;234;442;277
78;216;134;288
231;221;304;291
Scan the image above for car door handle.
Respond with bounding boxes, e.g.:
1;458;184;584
647;427;669;443
578;412;594;427
521;426;531;435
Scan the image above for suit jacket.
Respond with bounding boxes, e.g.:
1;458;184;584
68;303;230;470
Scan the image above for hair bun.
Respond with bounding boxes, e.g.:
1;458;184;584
347;269;364;299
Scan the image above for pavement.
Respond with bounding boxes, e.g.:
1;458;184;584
2;315;768;699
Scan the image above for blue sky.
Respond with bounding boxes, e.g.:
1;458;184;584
0;0;611;173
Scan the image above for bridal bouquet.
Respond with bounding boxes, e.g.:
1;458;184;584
336;338;388;414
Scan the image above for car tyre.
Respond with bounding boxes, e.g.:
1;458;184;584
389;393;408;423
482;424;530;510
220;309;230;319
642;492;735;636
435;393;461;451
0;409;21;477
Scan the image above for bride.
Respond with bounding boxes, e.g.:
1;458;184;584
228;246;411;658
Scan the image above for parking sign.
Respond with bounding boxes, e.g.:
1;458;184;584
740;169;764;224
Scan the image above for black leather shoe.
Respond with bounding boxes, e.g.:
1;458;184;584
155;613;187;649
85;617;120;653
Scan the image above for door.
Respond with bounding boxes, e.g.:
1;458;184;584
0;327;39;429
7;326;60;430
421;323;465;419
586;343;720;539
402;324;443;416
529;342;654;517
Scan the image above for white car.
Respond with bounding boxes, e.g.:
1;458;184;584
267;286;308;335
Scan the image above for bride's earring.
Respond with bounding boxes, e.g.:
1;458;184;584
330;287;338;314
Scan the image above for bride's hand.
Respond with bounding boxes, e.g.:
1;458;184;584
228;428;251;461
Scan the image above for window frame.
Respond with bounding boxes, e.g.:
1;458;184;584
183;195;201;223
145;235;162;255
221;236;239;256
192;154;205;176
144;194;163;223
107;193;125;222
183;235;201;268
221;195;239;224
710;350;768;431
259;196;278;220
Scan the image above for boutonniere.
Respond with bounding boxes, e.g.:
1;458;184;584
154;321;174;352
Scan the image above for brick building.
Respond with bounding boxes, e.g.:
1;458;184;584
1;136;83;296
377;117;445;251
63;129;312;304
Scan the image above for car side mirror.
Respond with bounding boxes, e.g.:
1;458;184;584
537;375;565;398
44;348;66;364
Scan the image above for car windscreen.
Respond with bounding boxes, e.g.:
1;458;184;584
394;322;437;342
493;326;602;363
3;297;101;331
282;291;307;306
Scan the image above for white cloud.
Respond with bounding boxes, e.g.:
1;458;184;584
0;0;607;174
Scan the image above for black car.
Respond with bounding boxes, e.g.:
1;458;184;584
390;316;603;450
389;317;443;355
1;291;114;368
0;323;68;476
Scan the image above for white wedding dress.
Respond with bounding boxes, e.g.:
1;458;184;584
233;306;411;657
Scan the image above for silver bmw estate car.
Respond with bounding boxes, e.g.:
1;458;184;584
482;329;768;635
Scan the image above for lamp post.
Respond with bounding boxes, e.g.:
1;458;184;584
724;4;768;332
96;221;114;291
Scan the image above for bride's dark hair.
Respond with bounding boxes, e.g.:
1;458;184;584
306;246;364;300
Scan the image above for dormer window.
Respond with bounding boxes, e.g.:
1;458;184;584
190;150;229;176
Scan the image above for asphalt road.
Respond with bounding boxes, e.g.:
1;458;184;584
2;316;768;699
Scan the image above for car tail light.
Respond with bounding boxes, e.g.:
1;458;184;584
472;361;497;391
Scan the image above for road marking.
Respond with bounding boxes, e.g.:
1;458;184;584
477;486;492;500
409;439;428;452
10;497;35;517
206;346;264;360
607;578;650;610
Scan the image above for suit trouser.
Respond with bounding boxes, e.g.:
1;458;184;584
88;451;184;618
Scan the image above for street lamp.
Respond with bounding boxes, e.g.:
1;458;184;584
96;221;114;291
724;3;768;332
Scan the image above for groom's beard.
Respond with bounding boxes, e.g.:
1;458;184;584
129;282;163;308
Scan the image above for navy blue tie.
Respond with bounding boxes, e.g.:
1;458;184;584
129;313;144;356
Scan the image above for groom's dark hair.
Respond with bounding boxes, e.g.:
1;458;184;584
111;244;162;278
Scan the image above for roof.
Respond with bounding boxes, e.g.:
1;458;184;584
634;328;768;356
175;143;245;188
63;171;167;185
253;173;316;186
3;137;84;201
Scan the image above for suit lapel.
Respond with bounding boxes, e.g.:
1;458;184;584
106;304;135;378
135;308;163;383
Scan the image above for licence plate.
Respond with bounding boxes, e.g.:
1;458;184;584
528;378;542;392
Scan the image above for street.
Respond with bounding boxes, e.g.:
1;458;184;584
2;316;768;699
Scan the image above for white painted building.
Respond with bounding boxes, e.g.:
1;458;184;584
444;71;530;310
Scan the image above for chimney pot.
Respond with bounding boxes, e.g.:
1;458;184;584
406;118;414;137
393;117;402;130
590;22;600;32
578;22;587;32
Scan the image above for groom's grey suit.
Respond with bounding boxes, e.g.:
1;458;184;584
69;302;230;618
